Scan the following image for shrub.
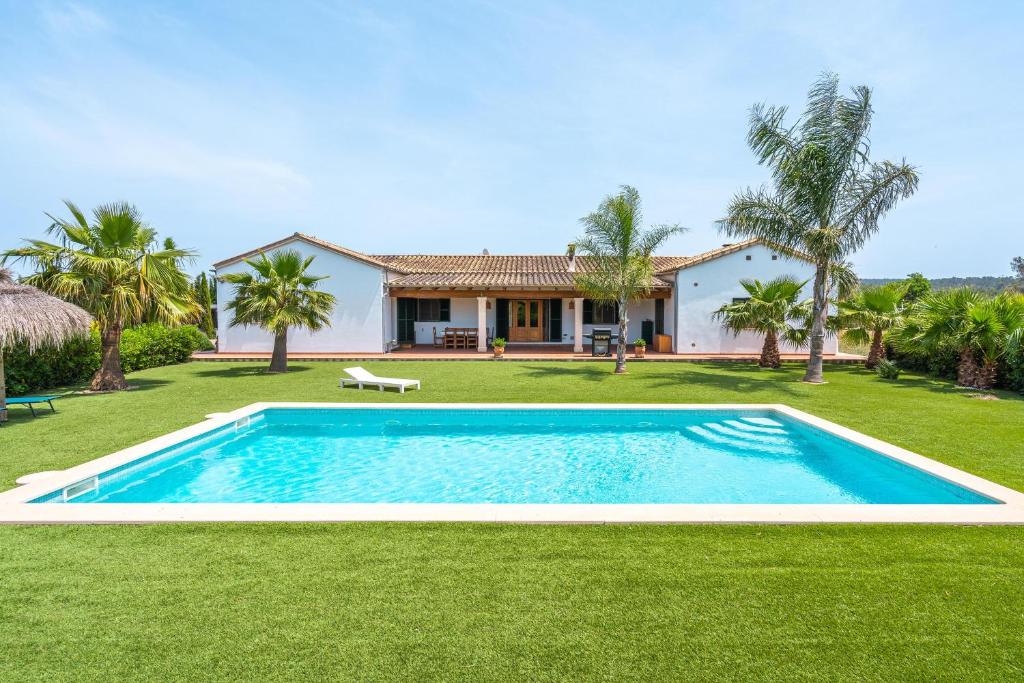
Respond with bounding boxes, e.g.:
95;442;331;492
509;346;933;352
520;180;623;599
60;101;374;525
2;335;100;396
1006;344;1024;394
4;324;212;395
118;324;213;374
876;358;901;380
887;340;958;380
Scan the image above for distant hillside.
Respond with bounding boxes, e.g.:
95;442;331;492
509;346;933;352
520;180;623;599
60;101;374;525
860;276;1019;293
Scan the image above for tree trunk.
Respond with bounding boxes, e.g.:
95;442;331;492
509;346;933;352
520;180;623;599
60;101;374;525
269;329;288;373
956;347;979;388
0;353;7;424
615;297;628;374
759;330;781;368
802;262;830;383
865;328;885;370
91;322;129;391
975;358;998;390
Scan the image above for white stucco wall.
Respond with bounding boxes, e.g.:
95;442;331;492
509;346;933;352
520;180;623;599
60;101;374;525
672;244;840;355
215;240;387;353
402;297;661;347
410;297;494;345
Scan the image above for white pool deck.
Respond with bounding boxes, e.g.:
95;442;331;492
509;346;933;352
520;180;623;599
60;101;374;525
2;402;1023;524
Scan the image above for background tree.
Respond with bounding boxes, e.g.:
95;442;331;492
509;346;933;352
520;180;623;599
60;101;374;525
573;186;684;374
712;276;810;368
3;201;196;391
1012;257;1024;292
834;283;906;369
894;288;1024;389
718;73;919;383
220;250;336;373
193;272;216;338
901;273;932;303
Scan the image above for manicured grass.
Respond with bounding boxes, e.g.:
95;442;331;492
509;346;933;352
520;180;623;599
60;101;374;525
2;360;1023;680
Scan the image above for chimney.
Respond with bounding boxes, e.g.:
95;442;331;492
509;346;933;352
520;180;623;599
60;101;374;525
566;243;576;272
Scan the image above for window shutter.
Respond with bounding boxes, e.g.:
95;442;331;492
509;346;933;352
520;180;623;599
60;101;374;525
548;298;562;341
496;299;509;338
440;298;451;322
582;299;593;324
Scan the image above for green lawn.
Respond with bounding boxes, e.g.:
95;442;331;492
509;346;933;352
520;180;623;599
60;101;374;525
2;361;1023;681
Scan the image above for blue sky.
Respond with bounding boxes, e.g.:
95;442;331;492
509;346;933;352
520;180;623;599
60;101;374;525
1;1;1021;277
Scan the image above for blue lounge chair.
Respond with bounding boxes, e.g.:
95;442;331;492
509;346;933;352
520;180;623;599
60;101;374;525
5;395;59;417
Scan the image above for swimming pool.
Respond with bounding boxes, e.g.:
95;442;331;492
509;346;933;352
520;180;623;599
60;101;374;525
2;403;1021;523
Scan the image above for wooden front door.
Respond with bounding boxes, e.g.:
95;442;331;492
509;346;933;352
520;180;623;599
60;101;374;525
509;299;544;342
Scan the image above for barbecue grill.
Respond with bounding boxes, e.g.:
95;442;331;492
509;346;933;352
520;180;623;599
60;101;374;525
590;328;612;357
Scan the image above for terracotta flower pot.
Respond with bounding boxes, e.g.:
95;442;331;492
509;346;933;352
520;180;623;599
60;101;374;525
634;346;646;358
493;346;505;358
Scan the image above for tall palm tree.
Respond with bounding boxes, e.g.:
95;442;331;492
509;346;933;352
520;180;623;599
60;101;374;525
718;73;919;383
220;250;336;373
3;201;196;391
712;276;811;368
835;283;906;369
895;288;1024;389
573;186;684;374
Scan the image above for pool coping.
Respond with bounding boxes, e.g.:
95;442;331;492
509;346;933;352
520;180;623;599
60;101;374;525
2;402;1023;524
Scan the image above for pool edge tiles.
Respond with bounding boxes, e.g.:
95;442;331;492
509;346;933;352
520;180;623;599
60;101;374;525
1;402;1024;524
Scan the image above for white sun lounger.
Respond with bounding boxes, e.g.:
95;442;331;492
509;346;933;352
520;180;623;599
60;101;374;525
339;366;421;393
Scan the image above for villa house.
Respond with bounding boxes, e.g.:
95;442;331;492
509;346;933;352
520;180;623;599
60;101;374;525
212;233;839;356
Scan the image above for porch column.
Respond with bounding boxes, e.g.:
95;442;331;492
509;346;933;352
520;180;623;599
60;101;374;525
573;297;584;353
476;296;488;352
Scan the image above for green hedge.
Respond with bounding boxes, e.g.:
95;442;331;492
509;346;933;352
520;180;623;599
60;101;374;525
3;324;212;396
886;340;959;380
887;337;1024;394
118;324;213;374
2;336;100;397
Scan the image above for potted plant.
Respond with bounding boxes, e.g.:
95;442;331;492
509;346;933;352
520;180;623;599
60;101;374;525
632;338;647;358
492;337;506;358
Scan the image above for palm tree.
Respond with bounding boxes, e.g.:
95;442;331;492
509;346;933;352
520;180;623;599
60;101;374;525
573;186;684;374
718;73;919;383
712;276;811;368
0;268;92;422
3;201;196;391
895;288;1024;389
220;250;336;373
835;283;906;369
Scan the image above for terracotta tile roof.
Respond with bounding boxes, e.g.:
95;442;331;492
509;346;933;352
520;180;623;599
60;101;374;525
213;232;809;290
387;270;675;289
212;233;405;272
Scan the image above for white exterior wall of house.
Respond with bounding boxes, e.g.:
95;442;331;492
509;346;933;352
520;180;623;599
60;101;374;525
572;299;659;345
215;240;388;353
672;243;839;354
409;297;493;345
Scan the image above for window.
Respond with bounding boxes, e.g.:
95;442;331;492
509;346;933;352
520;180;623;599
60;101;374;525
745;254;752;261
417;298;450;322
582;300;619;324
731;297;750;304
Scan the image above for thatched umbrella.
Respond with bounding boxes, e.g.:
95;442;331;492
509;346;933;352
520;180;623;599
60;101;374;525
0;268;92;422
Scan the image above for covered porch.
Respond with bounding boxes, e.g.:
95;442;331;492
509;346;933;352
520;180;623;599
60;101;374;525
387;286;673;354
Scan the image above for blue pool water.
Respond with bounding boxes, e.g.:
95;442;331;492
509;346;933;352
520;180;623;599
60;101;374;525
36;408;994;505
